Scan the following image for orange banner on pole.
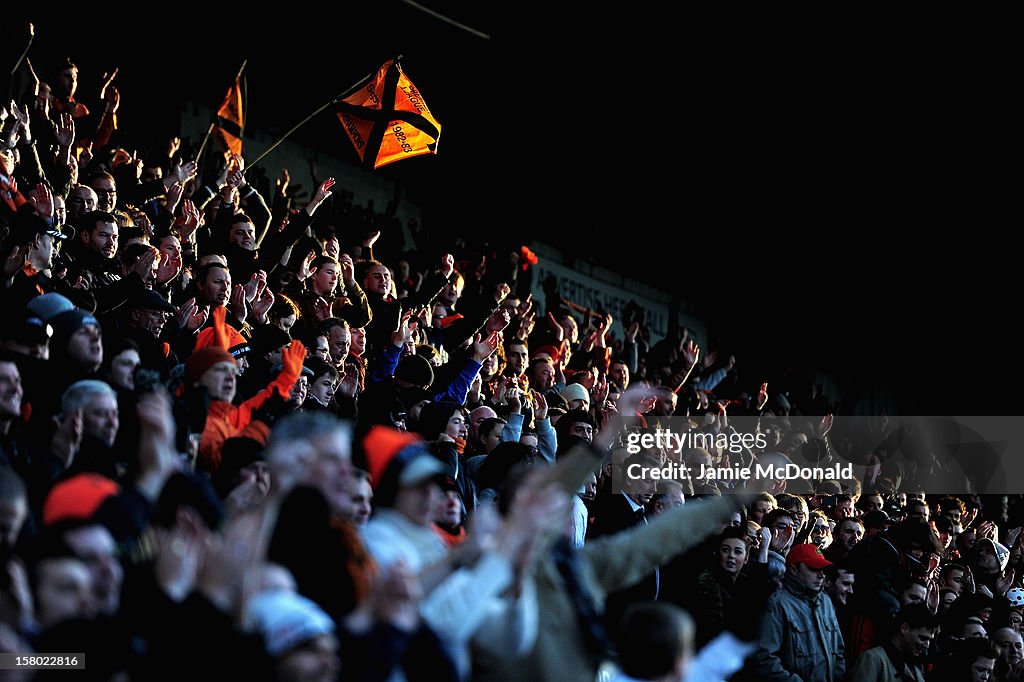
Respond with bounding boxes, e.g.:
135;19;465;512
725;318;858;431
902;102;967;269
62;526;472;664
335;59;441;170
215;71;245;156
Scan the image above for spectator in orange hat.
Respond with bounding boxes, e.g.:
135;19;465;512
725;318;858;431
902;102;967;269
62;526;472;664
179;308;305;472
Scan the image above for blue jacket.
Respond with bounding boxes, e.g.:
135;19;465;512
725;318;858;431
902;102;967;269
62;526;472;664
755;573;846;681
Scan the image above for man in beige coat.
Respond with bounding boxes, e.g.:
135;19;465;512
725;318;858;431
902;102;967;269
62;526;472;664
472;386;739;682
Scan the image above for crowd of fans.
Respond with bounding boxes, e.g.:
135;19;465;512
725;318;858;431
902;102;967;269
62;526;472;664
1;56;1022;682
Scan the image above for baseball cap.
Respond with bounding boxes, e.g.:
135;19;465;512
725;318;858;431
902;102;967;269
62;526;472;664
129;288;176;314
862;510;895;530
787;543;833;570
361;426;446;508
363;426;446;489
11;212;68;246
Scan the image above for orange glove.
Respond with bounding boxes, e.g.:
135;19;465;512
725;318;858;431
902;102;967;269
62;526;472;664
271;340;306;399
210;306;229;350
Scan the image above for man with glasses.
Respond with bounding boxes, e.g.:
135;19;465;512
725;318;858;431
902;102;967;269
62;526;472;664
762;508;798;558
300;332;330;362
88;172;118;213
116;288;178;380
808;513;834;549
776;493;809;534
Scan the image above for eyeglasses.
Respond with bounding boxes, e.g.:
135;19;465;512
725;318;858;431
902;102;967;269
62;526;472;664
811;525;830;533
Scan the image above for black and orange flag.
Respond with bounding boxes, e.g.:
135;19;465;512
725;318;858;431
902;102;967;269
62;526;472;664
214;62;246;156
334;59;441;170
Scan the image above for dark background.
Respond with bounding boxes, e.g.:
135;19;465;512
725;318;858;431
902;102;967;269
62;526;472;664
3;10;1017;415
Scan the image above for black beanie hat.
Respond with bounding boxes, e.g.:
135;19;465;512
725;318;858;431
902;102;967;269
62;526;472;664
249;324;292;359
49;308;101;352
394;354;434;389
212;437;266;499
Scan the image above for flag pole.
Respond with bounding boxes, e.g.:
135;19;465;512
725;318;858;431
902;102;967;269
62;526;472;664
195;122;216;163
245;56;402;172
7;22;35;101
203;60;246;163
236;59;248;141
398;1;490;39
234;59;248;85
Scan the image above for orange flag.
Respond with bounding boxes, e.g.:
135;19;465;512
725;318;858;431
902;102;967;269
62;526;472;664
335;59;441;170
214;70;245;156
